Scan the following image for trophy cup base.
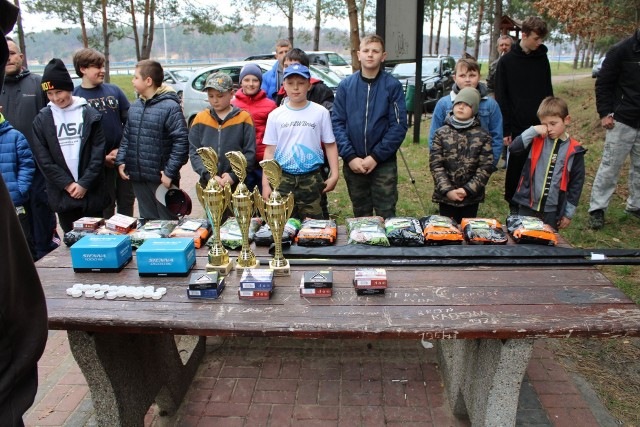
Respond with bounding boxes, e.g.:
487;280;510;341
235;258;260;270
269;260;290;276
206;260;235;276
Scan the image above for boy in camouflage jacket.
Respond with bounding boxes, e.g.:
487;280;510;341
429;87;496;223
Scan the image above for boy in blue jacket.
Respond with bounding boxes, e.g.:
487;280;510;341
0;113;35;257
332;34;408;218
429;57;503;166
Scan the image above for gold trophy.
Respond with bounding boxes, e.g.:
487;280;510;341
254;159;294;276
195;147;234;275
226;151;259;269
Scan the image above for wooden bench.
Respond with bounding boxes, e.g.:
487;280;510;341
37;231;640;427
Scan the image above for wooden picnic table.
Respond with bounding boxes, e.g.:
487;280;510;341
37;229;640;427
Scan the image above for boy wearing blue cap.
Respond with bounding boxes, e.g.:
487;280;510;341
262;64;339;219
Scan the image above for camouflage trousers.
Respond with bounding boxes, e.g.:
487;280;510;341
280;169;326;220
343;159;398;218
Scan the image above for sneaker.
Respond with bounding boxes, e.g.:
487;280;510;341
589;209;605;230
625;208;640;220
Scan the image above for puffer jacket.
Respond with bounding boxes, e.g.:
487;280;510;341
429;116;496;206
115;86;188;183
232;88;276;162
189;105;256;188
0;118;35;206
31;102;109;213
595;29;640;129
332;70;408;164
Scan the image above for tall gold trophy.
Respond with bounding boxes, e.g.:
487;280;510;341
226;151;259;269
195;147;234;275
254;159;294;276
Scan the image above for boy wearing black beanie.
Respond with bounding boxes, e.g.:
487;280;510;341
31;58;109;232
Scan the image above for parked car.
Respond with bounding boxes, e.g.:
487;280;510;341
306;51;352;77
163;69;192;98
592;56;605;78
244;53;276;61
182;61;342;125
391;55;456;112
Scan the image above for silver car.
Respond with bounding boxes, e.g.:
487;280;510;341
182;60;342;125
163;69;192;98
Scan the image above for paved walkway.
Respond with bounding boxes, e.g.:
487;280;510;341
24;162;612;426
24;333;604;426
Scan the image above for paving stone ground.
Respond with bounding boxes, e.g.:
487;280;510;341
24;332;606;427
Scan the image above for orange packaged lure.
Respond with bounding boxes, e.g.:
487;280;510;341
296;218;338;246
419;215;464;245
506;215;557;246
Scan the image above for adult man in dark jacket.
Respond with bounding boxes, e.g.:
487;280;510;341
588;29;640;229
1;36;59;259
0;1;49;425
495;16;553;214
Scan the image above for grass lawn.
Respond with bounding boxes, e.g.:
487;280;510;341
108;71;639;425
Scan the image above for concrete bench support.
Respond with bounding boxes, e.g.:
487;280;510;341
67;331;205;427
437;338;534;427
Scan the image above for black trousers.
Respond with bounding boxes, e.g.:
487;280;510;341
438;203;479;225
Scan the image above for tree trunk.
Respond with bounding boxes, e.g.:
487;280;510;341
346;0;360;71
490;0;501;63
140;0;155;60
101;0;110;82
579;42;587;68
288;0;294;47
359;0;366;36
572;37;581;70
313;0;320;51
435;0;443;55
463;0;471;53
473;0;485;59
429;2;434;55
446;0;452;55
12;0;28;68
78;0;88;47
130;0;140;60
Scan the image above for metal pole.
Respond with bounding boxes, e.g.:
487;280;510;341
398;148;427;214
413;0;425;143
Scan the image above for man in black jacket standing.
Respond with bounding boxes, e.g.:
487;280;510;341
495;16;553;214
0;1;49;425
588;29;640;230
1;36;60;260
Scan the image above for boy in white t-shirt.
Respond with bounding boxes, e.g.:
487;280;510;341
262;64;339;219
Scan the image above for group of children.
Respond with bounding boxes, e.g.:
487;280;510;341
1;35;585;243
428;55;585;230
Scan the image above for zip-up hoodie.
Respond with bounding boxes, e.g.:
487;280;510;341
189;105;256;188
510;126;586;219
332;70;408;164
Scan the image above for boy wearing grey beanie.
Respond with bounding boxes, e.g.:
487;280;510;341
429;86;496;223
